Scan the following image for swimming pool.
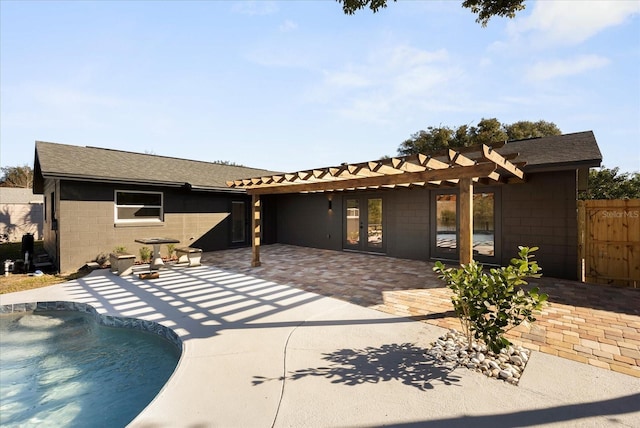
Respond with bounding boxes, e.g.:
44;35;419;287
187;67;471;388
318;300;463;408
0;303;181;427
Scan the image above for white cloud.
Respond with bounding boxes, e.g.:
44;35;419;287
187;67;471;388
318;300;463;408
323;69;372;88
279;20;298;32
310;45;463;124
510;0;640;46
526;54;610;81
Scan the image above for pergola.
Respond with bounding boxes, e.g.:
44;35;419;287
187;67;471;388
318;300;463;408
227;143;526;267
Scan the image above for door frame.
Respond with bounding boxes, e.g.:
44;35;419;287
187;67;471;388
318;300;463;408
430;187;501;264
342;194;385;253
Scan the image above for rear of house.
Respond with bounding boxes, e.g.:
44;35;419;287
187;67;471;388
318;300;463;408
33;132;602;280
33;142;276;273
236;131;602;280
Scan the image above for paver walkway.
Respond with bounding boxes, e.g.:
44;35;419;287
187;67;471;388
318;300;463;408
202;244;640;378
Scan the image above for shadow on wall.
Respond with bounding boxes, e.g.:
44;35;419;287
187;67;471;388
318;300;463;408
0;205;44;242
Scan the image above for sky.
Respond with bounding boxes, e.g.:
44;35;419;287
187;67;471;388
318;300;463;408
1;0;639;175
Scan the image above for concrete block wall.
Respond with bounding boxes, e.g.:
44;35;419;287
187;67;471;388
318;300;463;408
53;180;246;273
501;170;578;279
385;188;430;260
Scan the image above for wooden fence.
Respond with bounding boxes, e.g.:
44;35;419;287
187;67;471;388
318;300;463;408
578;199;640;287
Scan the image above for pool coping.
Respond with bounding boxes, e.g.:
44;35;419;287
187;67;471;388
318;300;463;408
0;301;183;352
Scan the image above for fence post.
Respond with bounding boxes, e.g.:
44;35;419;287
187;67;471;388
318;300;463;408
577;200;585;282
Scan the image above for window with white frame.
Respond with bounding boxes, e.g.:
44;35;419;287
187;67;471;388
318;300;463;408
114;190;163;223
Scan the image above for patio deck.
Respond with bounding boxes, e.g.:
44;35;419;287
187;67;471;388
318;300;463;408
202;244;640;378
2;245;639;426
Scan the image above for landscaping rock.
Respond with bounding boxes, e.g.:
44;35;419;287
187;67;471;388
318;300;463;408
424;329;530;385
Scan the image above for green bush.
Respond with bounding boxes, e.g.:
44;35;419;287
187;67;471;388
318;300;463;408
433;246;548;353
139;246;152;263
113;245;127;254
166;244;176;259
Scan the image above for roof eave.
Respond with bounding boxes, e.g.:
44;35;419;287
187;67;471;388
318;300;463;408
522;159;602;173
39;173;248;194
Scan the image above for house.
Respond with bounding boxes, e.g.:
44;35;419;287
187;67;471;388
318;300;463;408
228;131;602;280
33;131;602;279
32;141;276;273
0;187;44;242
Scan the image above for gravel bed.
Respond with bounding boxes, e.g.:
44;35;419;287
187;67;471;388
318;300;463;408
425;329;530;385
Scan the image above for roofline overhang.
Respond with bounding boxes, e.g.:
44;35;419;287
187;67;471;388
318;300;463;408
522;159;602;174
37;173;249;194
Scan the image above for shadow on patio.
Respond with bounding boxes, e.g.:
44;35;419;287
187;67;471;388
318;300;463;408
202;244;640;377
253;342;462;391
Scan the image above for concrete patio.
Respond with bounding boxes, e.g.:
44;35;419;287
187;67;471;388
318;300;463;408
1;244;639;427
204;244;640;378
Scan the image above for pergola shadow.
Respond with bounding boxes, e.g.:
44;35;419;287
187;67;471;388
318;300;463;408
61;264;448;341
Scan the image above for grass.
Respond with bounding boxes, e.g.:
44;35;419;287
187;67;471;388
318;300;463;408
0;241;87;295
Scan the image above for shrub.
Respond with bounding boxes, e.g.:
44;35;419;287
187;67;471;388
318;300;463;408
139;246;152;263
166;244;176;259
433;246;547;353
113;246;127;254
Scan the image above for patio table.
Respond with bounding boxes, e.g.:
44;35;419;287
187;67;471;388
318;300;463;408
135;237;180;270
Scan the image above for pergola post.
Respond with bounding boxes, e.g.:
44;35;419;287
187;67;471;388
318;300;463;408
459;177;473;265
251;193;261;267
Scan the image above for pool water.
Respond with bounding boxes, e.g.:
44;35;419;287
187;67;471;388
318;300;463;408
0;311;180;427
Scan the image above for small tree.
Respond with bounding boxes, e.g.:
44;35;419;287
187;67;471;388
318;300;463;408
433;246;547;353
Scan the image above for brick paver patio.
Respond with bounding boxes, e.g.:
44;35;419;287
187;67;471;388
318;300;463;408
201;244;640;378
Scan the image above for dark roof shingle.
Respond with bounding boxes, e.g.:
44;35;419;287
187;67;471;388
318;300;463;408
497;130;602;171
34;141;277;192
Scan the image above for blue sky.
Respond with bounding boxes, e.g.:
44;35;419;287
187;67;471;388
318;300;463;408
1;0;639;174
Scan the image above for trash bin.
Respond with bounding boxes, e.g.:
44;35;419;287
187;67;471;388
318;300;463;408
22;233;34;257
22;233;34;271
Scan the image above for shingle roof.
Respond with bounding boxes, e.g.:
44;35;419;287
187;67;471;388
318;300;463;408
497;130;602;172
34;141;278;193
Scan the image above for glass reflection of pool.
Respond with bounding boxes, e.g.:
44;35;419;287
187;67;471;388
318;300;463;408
0;309;180;428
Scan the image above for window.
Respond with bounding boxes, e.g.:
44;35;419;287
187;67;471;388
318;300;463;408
473;192;495;257
50;192;57;230
431;189;500;262
115;191;163;223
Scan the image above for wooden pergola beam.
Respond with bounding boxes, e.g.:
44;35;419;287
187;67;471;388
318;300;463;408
251;194;261;267
482;145;524;179
247;163;497;195
459;177;473;265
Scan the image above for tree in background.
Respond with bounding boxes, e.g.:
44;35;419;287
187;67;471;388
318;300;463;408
505;120;561;140
581;167;640;200
469;118;507;146
338;0;526;26
397;118;561;156
0;165;34;188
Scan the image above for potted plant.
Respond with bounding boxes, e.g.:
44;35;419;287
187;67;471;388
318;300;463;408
110;246;136;276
